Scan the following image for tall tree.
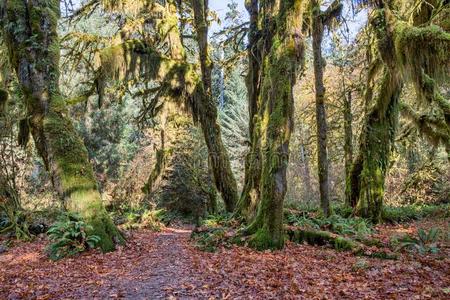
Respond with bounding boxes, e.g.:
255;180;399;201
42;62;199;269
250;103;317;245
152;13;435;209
311;0;342;216
0;0;124;251
240;0;308;249
191;0;239;212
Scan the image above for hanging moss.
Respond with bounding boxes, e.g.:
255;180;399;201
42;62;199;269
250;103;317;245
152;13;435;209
354;68;402;223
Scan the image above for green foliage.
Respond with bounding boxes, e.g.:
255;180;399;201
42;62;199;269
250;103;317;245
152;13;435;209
200;213;236;228
286;212;372;238
46;213;101;260
395;227;441;254
0;212;10;231
352;258;370;272
191;227;228;252
382;204;450;223
119;208;168;231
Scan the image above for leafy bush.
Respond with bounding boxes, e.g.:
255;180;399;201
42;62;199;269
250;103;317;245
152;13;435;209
192;227;227;252
46;213;100;260
0;212;10;231
395;227;441;254
140;209;167;231
120;208;168;231
382;204;450;223
201;213;237;228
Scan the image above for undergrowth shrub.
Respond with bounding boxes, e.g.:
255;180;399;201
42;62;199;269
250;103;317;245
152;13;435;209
286;213;372;238
119;208;168;231
382;204;450;223
192;227;227;252
392;227;441;254
46;213;100;260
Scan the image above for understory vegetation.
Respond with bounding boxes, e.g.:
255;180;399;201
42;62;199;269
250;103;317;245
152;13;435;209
0;0;449;298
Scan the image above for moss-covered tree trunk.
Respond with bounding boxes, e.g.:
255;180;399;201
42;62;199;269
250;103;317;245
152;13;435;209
354;69;402;222
351;6;403;222
349;1;449;221
141;2;216;218
191;0;238;212
1;0;123;251
244;0;306;250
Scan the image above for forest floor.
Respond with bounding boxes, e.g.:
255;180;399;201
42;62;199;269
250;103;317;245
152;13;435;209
1;218;449;299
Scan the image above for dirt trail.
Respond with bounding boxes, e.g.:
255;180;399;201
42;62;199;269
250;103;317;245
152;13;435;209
1;228;205;299
1;220;449;299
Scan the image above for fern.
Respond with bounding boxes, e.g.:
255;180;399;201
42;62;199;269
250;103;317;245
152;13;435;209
46;213;101;260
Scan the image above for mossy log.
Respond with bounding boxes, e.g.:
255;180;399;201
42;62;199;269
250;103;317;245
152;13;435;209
286;227;398;259
1;0;124;251
287;227;361;252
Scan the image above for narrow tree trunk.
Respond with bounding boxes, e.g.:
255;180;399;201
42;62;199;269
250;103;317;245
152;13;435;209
236;0;261;221
312;1;330;216
191;0;238;212
1;0;124;251
343;90;354;206
300;132;313;202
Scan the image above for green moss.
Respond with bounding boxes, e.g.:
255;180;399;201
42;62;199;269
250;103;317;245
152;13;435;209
249;225;284;250
288;228;359;251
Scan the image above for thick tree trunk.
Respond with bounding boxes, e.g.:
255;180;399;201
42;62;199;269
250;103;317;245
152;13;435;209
191;0;238;212
245;0;306;250
1;0;123;251
312;1;330;216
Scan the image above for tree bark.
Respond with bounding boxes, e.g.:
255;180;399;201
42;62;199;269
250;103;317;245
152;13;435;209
1;0;124;251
